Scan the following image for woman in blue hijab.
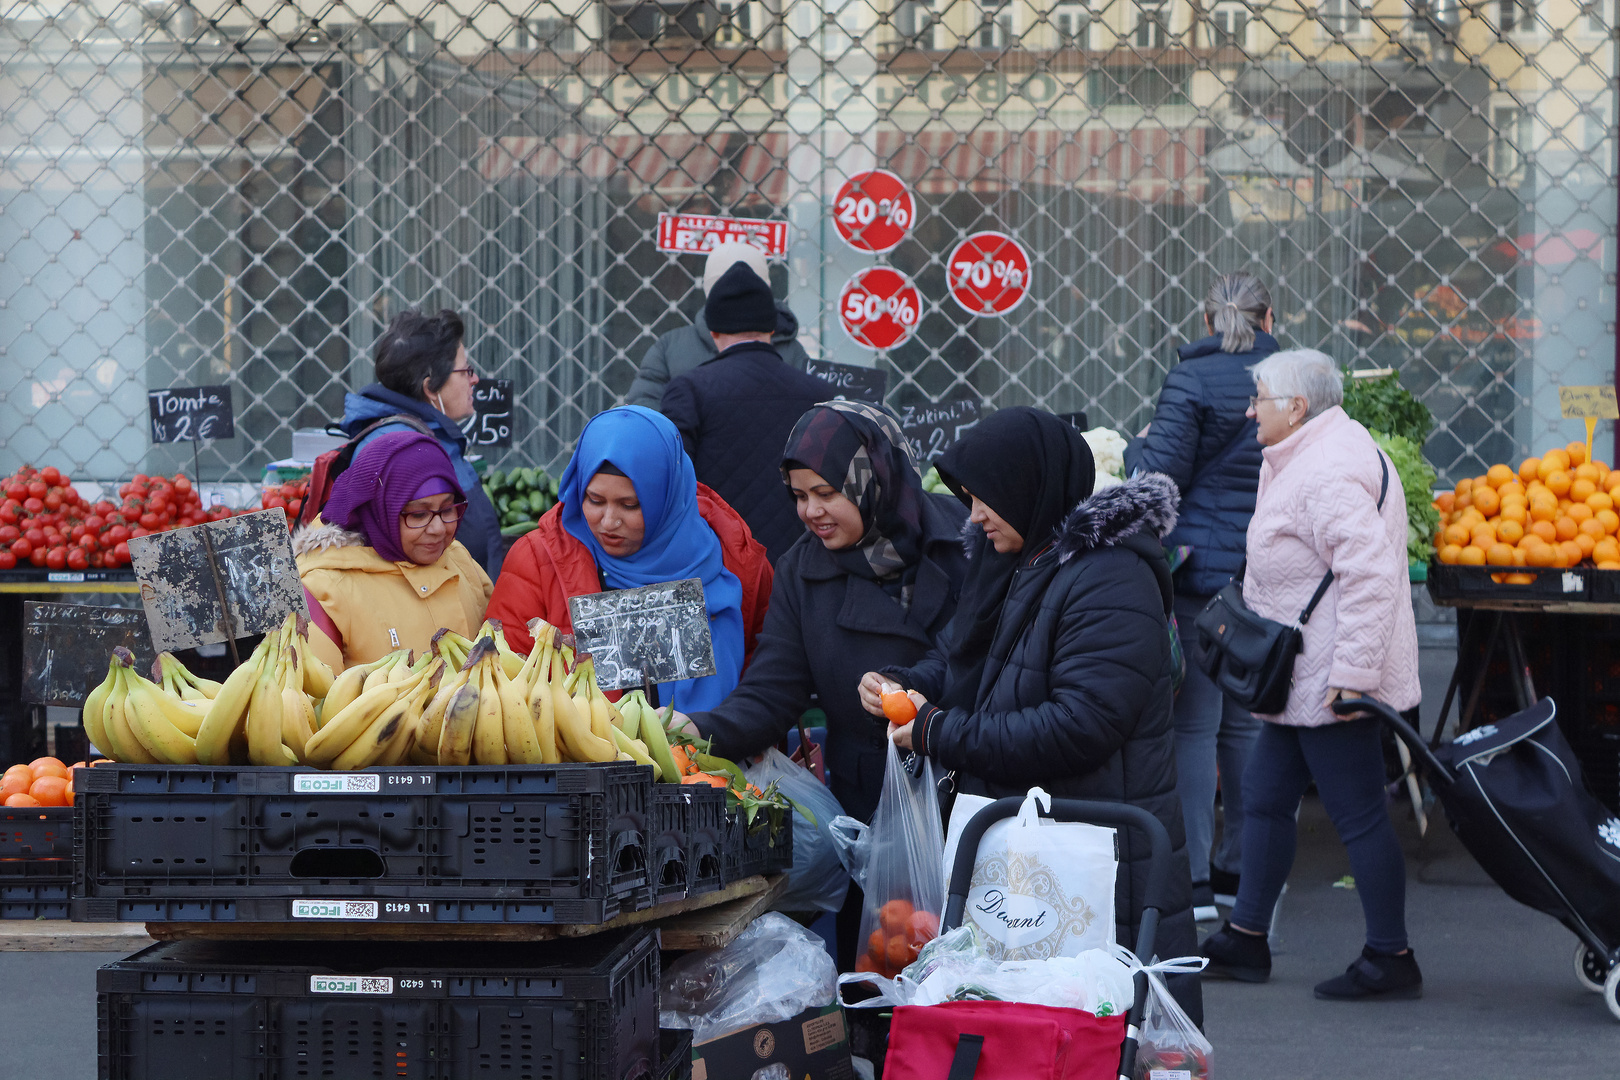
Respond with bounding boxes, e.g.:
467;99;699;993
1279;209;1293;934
486;406;773;710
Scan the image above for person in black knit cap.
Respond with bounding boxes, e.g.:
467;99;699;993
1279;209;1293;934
661;263;834;563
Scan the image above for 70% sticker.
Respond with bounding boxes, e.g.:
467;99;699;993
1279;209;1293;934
953;257;1025;291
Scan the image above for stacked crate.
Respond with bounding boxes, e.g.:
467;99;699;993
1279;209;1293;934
1;803;72;919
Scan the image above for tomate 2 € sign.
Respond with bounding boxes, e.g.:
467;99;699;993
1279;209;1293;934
947;232;1032;316
840;268;921;351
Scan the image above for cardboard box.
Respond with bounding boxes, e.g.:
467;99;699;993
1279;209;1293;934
692;1003;855;1080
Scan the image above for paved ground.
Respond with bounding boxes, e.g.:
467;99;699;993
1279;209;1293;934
6;642;1620;1076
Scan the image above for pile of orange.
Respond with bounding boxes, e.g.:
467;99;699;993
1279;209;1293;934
1433;441;1620;580
855;898;941;978
1;756;84;807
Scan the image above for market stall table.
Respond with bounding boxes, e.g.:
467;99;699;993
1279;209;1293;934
0;921;154;953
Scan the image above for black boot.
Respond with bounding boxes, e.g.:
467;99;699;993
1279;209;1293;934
1200;922;1271;983
1314;946;1423;1001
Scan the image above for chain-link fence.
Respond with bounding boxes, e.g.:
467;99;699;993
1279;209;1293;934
1;0;1614;485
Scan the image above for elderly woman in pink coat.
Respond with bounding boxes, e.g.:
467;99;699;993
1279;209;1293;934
1201;348;1422;1001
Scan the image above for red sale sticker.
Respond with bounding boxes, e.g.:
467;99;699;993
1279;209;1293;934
946;231;1032;316
840;267;921;351
833;170;915;254
655;213;788;256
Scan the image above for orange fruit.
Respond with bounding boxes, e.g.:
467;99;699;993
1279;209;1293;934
27;775;68;806
4;792;41;807
868;929;886;957
1525;542;1557;567
1595;538;1620;564
1504;573;1537;585
886;934;915;968
1443;523;1472;547
1486;464;1514;488
1608;471;1620;493
1575;463;1601;483
1456;491;1474;510
1459;545;1487;566
881;689;918;724
1456;477;1475;494
1498;503;1527;526
1485;543;1515;566
3;763;33;783
1545;448;1572;472
1589;491;1615;512
0;773;31;800
1530;520;1559;544
1571;478;1598;503
1581;517;1607;540
1519;457;1542;482
1601;562;1620;571
1499;481;1526;500
1530;494;1558;522
1555;516;1579;542
1577;533;1598;558
1599;509;1620;534
880;898;916;934
1434;491;1456;514
1560;540;1585;565
1547;471;1573;497
1567;441;1588;467
30;759;68;781
1595;461;1611;486
1512;546;1527;566
1471;523;1498;548
1438;544;1463;564
1569;503;1595;524
1471;487;1500;516
1495;519;1524;544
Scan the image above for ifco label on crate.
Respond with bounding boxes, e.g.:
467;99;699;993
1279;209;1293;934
310;975;395;995
293;773;381;794
292;899;379;921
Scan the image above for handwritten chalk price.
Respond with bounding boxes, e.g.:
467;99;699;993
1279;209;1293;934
148;386;235;443
1559;386;1619;420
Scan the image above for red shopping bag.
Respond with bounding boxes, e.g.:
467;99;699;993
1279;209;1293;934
883;1000;1126;1080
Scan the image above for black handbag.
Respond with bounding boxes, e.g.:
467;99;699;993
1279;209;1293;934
1194;453;1388;713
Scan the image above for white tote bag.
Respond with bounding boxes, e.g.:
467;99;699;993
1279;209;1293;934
941;787;1118;961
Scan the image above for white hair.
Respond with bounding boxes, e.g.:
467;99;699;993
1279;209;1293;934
1249;349;1343;419
703;240;770;295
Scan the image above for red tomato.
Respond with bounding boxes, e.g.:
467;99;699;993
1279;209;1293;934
0;551;15;570
28;546;46;567
4;483;26;502
287;499;303;519
26;481;46;499
69;524;87;540
44;546;66;570
40;466;61;485
22;497;43;514
174;476;192;494
66;548;88;571
264;495;286;510
106;525;129;544
9;538;31;559
23;528;44;546
0;526;16;543
42;493;61;511
0;503;18;525
139;513;159;530
77;534;98;551
130;527;150;538
148;496;168;515
113;541;130;564
93;500;114;516
83;515;103;532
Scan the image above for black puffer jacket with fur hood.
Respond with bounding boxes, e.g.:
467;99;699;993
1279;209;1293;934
888;473;1200;1019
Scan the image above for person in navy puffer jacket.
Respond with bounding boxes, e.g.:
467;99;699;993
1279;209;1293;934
1124;272;1278;922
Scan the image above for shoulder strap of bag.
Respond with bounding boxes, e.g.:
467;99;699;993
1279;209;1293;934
946;1034;985;1080
1297;451;1390;626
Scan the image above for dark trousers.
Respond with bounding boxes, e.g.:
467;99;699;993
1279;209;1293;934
1231;718;1409;954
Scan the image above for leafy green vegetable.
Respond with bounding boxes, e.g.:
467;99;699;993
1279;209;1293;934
1342;372;1433;446
1372;430;1440;565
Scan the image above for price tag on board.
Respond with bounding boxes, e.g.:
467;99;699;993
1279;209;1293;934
466;379;514;448
839;268;921;351
22;602;152;707
806;359;888;405
127;509;307;653
899;397;987;462
567;578;716;692
833;170;914;254
1559;386;1619;419
147;386;235;443
946;232;1032;316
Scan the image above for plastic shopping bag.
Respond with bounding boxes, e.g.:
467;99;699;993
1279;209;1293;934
660;912;837;1044
743;747;850;913
1133;964;1214;1080
855;738;945;979
943;787;1119;960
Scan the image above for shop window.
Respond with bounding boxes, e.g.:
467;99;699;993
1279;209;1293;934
1053;3;1091;47
516;17;576;51
1132;2;1168;47
1494;105;1530;180
1210;3;1249;48
978;2;1014;48
896;0;943;48
714;0;750;44
1319;0;1365;36
1497;0;1535;33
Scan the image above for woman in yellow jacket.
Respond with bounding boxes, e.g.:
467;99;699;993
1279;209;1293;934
294;431;492;672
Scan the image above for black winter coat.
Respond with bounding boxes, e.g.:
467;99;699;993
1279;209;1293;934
661;341;835;563
1123;331;1277;598
694;493;969;823
891;474;1200;1021
624;304;812;412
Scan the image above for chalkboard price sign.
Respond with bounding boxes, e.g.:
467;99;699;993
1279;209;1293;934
567;578;717;692
466;379;514;448
148;385;235;443
128;508;307;653
806;359;888;405
23;602;152;707
898;397;986;462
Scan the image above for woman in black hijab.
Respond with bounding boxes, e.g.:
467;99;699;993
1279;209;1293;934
859;406;1202;1021
684;400;970;967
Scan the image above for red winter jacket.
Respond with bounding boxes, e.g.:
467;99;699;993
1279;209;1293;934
485;483;774;668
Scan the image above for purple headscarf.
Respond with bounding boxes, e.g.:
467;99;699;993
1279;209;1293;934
323;431;464;562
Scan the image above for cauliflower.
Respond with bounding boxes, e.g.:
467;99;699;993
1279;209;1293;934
1081;427;1129;493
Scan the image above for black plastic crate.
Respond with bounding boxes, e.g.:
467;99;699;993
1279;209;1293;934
648;786;726;903
1;804;73;858
1427;561;1591;603
659;1029;693;1080
74;763;654;924
1590;567;1620;604
719;807;789;886
2;857;72;918
97;928;661;1080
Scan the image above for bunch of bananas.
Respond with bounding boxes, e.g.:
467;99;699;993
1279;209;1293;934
81;648;218;765
190;612;337;766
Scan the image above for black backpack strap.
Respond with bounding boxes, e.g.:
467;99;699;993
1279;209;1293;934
946;1034;985;1080
1298;451;1391;626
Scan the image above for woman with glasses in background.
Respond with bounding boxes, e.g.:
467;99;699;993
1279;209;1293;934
295;431;494;672
339;307;505;578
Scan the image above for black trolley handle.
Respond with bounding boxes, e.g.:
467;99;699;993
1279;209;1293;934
1331;695;1455;789
941;797;1176;1080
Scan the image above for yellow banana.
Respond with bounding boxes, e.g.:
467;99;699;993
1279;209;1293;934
552;648;615;762
161;652;222;698
319;663;368;726
332;677;425;771
302;683;400;767
388;651;416;684
416;662;467;761
609;724;657;768
362;652;400;694
296;619;335;699
379;679;434;767
104;662;159;764
471;647;507;765
144;680;207;738
280;685;317;762
246;634;289;766
122;670;200;764
497;654;544;764
527;635;561;765
196;645;267;765
616;692;643;738
437;675;481;766
479;620;527;680
81;658;115;756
